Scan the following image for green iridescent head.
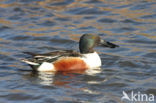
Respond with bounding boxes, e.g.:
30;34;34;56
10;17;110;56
79;34;119;54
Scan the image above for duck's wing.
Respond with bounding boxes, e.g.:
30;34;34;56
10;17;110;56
22;50;83;66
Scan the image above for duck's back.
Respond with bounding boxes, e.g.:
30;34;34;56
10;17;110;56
22;50;88;72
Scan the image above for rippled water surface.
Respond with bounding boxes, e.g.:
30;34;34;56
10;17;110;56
0;0;156;103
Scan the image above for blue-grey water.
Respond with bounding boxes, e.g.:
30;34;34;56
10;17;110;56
0;0;156;103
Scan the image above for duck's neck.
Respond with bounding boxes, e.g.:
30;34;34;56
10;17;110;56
82;52;101;68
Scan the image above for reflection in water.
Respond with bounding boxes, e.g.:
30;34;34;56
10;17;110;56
23;69;105;102
37;72;55;86
28;68;102;86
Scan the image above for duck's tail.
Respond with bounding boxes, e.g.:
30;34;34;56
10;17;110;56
21;59;39;66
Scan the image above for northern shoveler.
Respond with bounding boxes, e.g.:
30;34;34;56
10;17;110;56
22;34;119;72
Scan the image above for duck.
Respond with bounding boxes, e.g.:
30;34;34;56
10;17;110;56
22;34;119;72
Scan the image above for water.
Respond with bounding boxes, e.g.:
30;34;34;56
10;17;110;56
0;0;156;103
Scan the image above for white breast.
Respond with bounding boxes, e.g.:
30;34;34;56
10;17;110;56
82;52;101;68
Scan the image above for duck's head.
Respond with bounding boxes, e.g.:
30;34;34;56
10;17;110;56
79;34;119;54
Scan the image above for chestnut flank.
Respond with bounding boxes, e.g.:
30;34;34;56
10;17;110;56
53;57;88;71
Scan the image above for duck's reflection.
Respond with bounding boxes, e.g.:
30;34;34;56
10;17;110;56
27;68;102;86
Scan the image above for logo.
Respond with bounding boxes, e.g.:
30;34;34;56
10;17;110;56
121;91;155;102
